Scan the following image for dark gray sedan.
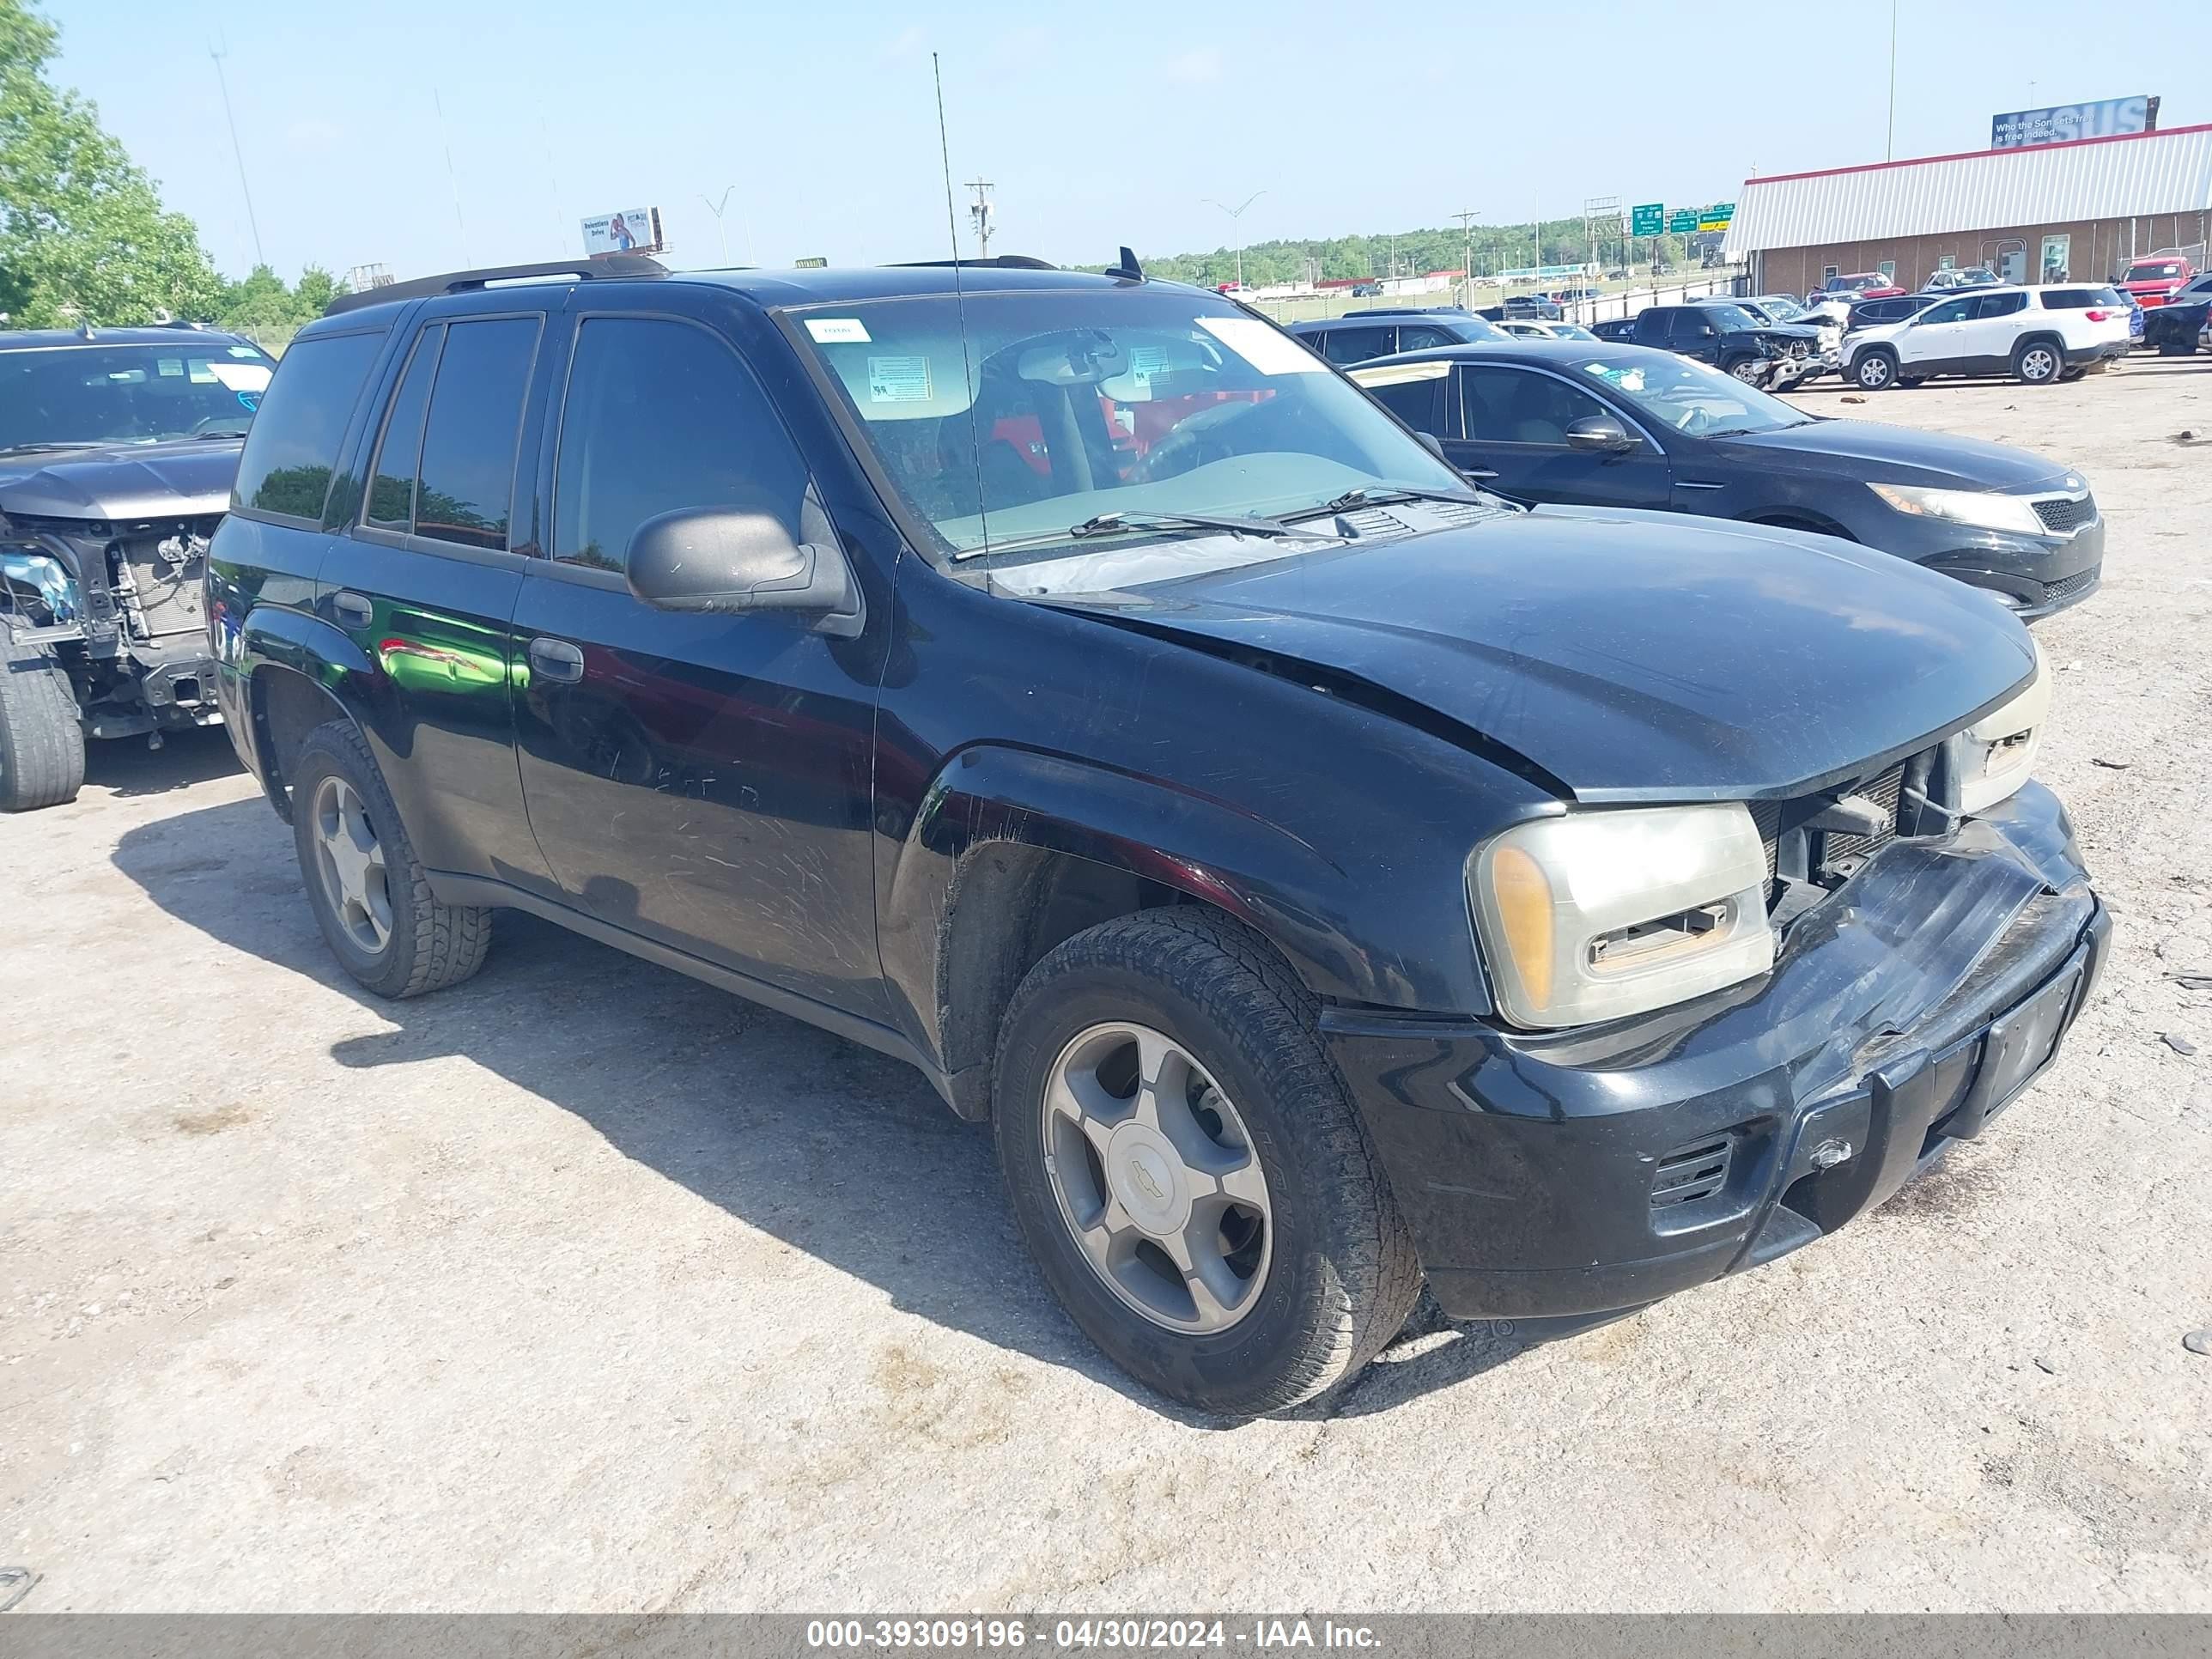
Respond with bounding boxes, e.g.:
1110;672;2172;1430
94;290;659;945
1348;339;2102;618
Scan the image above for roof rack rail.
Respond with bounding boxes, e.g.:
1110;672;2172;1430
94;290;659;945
893;254;1058;270
323;255;668;317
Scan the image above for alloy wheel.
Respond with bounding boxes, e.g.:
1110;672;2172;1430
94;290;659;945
1040;1021;1272;1335
1856;355;1893;388
310;775;393;954
2021;345;2059;382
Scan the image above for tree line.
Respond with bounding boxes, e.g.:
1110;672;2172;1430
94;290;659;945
1130;224;1708;289
0;0;334;335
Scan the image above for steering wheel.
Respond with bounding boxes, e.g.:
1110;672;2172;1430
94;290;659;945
188;413;250;436
1128;401;1259;483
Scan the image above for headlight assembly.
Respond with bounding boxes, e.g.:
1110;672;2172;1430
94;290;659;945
1470;804;1775;1030
1957;641;2051;814
1868;483;2048;538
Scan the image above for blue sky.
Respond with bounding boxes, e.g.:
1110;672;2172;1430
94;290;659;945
45;0;2212;283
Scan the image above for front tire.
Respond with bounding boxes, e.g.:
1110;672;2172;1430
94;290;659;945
0;635;86;812
2014;337;2064;385
289;720;492;998
1851;349;1898;390
993;908;1420;1416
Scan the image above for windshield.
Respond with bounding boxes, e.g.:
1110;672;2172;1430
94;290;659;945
2126;262;2183;281
793;289;1471;563
1575;354;1808;437
1756;296;1806;320
0;340;274;453
1700;304;1761;331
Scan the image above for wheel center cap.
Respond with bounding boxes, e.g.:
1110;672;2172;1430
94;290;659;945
1105;1120;1190;1237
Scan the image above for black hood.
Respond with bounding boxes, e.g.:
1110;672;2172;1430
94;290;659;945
1054;511;2036;804
0;437;241;523
1718;418;2073;491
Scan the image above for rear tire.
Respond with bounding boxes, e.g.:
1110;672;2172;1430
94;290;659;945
2157;337;2197;357
992;908;1421;1416
2013;337;2064;385
1851;349;1898;390
289;719;492;998
0;635;86;812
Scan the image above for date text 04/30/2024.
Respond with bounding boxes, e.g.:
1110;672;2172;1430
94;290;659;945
804;1620;1382;1650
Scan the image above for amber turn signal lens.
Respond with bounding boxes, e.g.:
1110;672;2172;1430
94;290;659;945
1487;842;1554;1012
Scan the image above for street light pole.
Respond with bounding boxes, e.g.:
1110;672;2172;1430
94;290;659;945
1204;191;1267;289
1886;0;1899;161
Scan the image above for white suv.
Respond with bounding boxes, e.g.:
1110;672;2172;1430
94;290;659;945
1844;286;2132;389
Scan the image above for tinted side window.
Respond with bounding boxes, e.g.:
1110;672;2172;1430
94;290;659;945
1669;310;1717;339
1917;299;1976;325
412;317;539;551
1395;324;1460;352
1318;326;1394;364
552;316;811;574
366;325;444;531
231;330;386;521
1459;367;1603;445
2040;289;2094;309
1980;293;2028;318
1632;310;1671;343
1364;374;1443;434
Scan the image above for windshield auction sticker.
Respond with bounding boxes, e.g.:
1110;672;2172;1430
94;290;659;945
866;356;934;404
805;317;871;344
1194;316;1327;374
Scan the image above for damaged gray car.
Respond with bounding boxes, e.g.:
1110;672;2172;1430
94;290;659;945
0;325;273;810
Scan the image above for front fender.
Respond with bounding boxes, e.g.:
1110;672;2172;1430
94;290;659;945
878;740;1491;1070
216;601;375;811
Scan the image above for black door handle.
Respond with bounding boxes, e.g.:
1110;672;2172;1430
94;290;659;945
527;636;585;684
331;590;373;627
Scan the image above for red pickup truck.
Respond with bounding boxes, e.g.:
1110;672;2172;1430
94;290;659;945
2119;253;2197;307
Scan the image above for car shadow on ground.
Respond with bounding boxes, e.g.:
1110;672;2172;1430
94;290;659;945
84;726;242;799
113;797;1520;1423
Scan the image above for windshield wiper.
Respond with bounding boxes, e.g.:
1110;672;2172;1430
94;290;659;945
952;508;1328;561
1293;484;1504;520
193;428;251;441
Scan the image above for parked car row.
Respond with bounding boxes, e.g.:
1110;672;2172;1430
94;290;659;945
2;255;2110;1416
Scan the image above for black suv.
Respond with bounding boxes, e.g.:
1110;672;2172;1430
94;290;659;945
1592;301;1824;388
1;325;276;809
1287;307;1504;366
209;257;2106;1414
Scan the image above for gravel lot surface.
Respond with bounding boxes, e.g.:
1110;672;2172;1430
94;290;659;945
3;359;2208;1613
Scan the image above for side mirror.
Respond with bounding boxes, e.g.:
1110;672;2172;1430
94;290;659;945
625;506;863;637
1415;431;1448;463
1565;415;1638;453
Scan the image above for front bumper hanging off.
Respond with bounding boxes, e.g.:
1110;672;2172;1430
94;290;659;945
1325;781;2105;1330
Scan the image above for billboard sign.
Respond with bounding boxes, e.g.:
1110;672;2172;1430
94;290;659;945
1991;94;2157;149
1697;203;1735;233
581;207;664;257
1667;209;1699;234
1631;204;1664;238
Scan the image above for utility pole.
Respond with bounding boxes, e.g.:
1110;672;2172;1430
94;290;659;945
1206;191;1266;289
208;38;264;269
966;179;994;259
1452;209;1480;307
701;186;740;265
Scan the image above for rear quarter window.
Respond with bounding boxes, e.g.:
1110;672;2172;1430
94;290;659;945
2040;289;2097;309
232;329;386;522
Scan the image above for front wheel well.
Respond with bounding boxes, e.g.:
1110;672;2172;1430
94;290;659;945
935;843;1198;1120
252;665;352;820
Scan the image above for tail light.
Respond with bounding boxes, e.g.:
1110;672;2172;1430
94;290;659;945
2085;309;2117;322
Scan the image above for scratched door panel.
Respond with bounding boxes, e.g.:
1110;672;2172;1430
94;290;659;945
510;565;887;1018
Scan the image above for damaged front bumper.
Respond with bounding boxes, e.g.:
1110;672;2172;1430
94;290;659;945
1325;780;2104;1329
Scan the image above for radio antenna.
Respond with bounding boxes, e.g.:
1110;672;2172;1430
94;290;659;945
934;52;992;563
